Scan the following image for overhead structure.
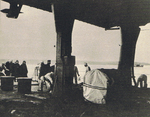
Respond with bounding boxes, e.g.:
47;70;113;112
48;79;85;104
1;0;150;98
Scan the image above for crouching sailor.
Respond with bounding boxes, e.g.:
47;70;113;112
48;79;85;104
38;72;54;93
136;74;147;88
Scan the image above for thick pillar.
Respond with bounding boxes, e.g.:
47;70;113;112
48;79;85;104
117;26;140;103
52;2;75;97
118;26;140;87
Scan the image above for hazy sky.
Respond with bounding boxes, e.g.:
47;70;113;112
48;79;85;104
1;1;150;63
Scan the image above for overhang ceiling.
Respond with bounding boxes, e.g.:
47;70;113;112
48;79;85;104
2;0;150;28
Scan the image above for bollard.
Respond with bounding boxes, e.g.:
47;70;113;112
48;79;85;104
0;76;15;91
17;77;32;93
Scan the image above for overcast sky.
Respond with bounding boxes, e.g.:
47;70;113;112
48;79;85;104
1;1;150;64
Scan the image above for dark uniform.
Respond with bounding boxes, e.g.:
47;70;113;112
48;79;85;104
20;61;28;77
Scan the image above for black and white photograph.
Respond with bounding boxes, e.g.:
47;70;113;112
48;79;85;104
1;0;150;116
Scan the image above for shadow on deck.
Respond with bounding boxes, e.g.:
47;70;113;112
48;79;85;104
0;79;150;116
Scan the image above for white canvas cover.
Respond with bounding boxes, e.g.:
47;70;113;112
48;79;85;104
83;69;109;104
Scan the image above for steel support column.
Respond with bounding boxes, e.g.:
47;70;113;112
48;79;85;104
52;2;75;97
118;26;140;87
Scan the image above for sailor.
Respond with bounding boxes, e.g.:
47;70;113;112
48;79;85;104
38;72;54;93
73;66;80;84
84;62;91;73
136;74;147;88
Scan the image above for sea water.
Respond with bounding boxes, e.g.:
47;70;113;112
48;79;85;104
27;63;150;88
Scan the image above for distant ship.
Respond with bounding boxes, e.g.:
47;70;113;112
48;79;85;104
134;64;144;67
